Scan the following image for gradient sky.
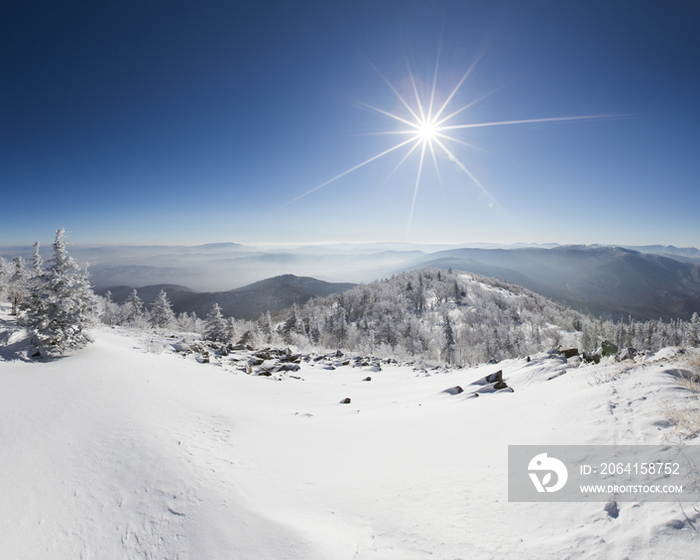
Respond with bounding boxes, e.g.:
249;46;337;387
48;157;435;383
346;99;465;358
2;1;699;248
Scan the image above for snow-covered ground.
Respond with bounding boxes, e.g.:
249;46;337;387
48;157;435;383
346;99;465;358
1;307;699;559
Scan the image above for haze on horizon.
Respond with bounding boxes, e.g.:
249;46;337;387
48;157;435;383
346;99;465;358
2;1;699;248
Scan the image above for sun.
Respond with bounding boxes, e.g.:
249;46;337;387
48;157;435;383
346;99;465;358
283;49;610;235
416;118;438;143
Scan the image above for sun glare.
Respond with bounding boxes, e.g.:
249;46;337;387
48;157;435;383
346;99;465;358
417;119;438;142
283;48;611;236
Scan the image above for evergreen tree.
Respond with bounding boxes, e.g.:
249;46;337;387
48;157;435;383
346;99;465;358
122;289;145;325
150;290;176;329
100;291;120;327
282;304;299;343
30;241;43;274
687;312;700;347
225;317;237;343
258;311;272;344
442;314;455;364
0;257;8;302
25;229;98;351
204;303;228;342
9;256;30;315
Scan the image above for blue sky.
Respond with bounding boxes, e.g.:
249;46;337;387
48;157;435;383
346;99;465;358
2;1;699;247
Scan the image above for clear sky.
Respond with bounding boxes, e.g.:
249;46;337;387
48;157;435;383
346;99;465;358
2;1;699;248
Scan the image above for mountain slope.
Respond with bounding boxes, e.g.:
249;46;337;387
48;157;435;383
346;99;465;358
408;245;700;321
96;275;356;320
1;307;698;559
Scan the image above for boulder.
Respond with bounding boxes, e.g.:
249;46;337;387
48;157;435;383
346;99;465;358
582;351;601;364
470;370;512;393
172;341;191;353
340;397;352;404
599;340;618;357
604;500;619;519
485;370;503;384
561;348;579;359
443;385;464;395
280;354;302;363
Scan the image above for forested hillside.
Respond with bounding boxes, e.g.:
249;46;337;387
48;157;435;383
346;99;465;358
282;268;700;365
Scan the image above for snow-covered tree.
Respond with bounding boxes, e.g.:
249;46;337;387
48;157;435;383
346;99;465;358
0;257;8;302
122;289;145;326
30;241;43;274
177;311;201;333
442;314;455;364
258;311;273;344
9;256;30;315
100;291;120;327
24;229;98;352
150;289;176;330
204;303;228;342
687;312;700;347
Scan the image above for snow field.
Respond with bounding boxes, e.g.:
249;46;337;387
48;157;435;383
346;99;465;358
1;319;699;559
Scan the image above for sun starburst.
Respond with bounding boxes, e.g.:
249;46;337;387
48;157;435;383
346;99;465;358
283;50;612;236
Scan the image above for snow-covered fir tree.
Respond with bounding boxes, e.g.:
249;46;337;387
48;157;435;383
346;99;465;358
30;241;43;274
150;290;176;330
24;229;98;352
100;290;120;327
0;257;9;301
121;289;146;326
9;256;30;315
204;303;228;342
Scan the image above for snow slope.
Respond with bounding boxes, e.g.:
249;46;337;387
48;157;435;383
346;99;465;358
1;310;699;559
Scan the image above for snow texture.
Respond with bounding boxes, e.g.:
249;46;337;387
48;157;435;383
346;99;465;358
1;304;699;559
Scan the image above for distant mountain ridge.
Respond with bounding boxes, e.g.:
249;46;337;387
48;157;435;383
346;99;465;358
96;275;356;320
7;240;699;322
406;245;700;321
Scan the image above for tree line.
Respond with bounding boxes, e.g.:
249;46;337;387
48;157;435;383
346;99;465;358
2;232;699;362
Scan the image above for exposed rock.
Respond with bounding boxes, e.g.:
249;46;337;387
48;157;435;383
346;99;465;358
600;340;618;357
604;500;619;519
582;351;601;364
485;370;504;384
443;385;464;395
561;348;579;359
363;376;372;382
172;341;191;353
280;354;302;363
618;348;637;361
340;397;352;404
470;370;513;393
